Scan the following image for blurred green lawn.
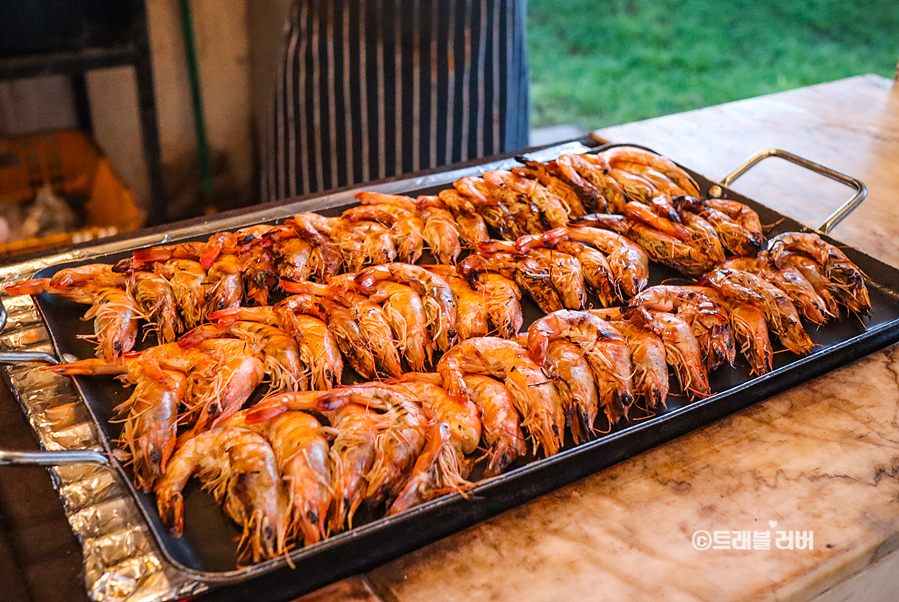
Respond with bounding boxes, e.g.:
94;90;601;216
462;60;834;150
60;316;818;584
528;0;899;128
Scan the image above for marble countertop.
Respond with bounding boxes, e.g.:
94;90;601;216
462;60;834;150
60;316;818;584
356;74;899;602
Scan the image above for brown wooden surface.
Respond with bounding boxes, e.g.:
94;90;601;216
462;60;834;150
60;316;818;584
1;74;897;602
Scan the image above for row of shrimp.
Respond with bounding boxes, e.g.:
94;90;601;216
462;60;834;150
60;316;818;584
145;369;541;565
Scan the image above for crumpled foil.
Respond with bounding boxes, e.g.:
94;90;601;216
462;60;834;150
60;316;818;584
0;141;592;602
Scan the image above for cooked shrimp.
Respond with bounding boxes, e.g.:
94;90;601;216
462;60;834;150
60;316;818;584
417;196;463;265
204;253;245;314
517;157;603;214
131;241;206;263
460;249;563;314
343;198;426;264
590;309;669;410
151;259;207;328
440;374;524;477
543;340;599;443
704;199;764;244
181;319;306;393
511;163;587;218
278;293;377;380
527;311;635;423
626;307;710;398
556;154;627;213
183;339;266;431
426;265;489;341
703;267;813;354
673;196;763;256
282;280;402;377
246;392;383;532
628;221;716;276
155;427;290;564
6;280;141;360
230;410;332;546
596;146;700;197
284;213;344;278
768;231;870;313
364;281;431;370
722;257;832;324
614;162;687;198
629;285;735;372
47;263;127;289
515;233;617;306
528;247;587;310
471;272;523;338
483;169;570;229
127;272;183;344
387;422;454;514
52;352;187;491
777;252;841;318
607;168;657;205
355;263;458;352
520;226;649;298
438;337;565;457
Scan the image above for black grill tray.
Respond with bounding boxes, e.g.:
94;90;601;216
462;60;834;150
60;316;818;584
27;143;899;600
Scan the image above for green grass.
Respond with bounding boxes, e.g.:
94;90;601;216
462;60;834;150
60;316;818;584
527;0;899;128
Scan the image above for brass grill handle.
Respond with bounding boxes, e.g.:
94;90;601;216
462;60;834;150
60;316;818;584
711;148;867;235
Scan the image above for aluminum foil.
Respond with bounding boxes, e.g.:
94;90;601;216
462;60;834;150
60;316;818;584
0;142;592;602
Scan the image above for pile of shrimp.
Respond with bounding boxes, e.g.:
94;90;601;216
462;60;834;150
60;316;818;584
2;146;872;566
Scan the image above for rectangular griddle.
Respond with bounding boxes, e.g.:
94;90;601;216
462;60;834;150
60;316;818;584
7;140;899;601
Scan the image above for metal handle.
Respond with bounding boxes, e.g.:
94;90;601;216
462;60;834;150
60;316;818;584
712;148;867;234
0;448;110;467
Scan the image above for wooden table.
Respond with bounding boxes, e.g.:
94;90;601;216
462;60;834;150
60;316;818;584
2;74;898;602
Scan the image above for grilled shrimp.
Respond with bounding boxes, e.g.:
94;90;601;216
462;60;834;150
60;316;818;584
629;285;735;372
323;385;430;504
282;279;402;377
130;241;206;263
436;189;491;248
483;169;570;229
519;226;649;299
52;351;188;491
127;272;183;344
454;176;527;238
589;308;669;410
777;252;841;318
555;154;627;213
515;233;617;306
768;232;870;313
285;213;344;278
387;378;480;514
438;337;565;457
347;194;426;264
181;319;306;393
626;307;710;398
6;279;142;361
511;163;587;218
155;427;290;564
614;162;687;198
722;257;832;324
331;219;397;273
454;375;526;476
528;311;635;423
596;146;700;197
245;392;383;531
542;340;599;443
355;263;458;352
364;281;431;370
210;305;343;390
471;272;523;338
460;249;563;314
230;410;332;546
704;199;764;244
725;298;773;375
47;263;128;288
417;196;463;265
150;259;207;328
517;157;603;214
204;253;245;314
628;221;716;276
607;168;657;205
528;247;586;310
182;339;266;431
703;267;813;354
278;293;377;380
673;196;764;256
426;265;489;341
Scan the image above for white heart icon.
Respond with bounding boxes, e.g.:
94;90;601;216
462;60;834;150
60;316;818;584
769;520;778;528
